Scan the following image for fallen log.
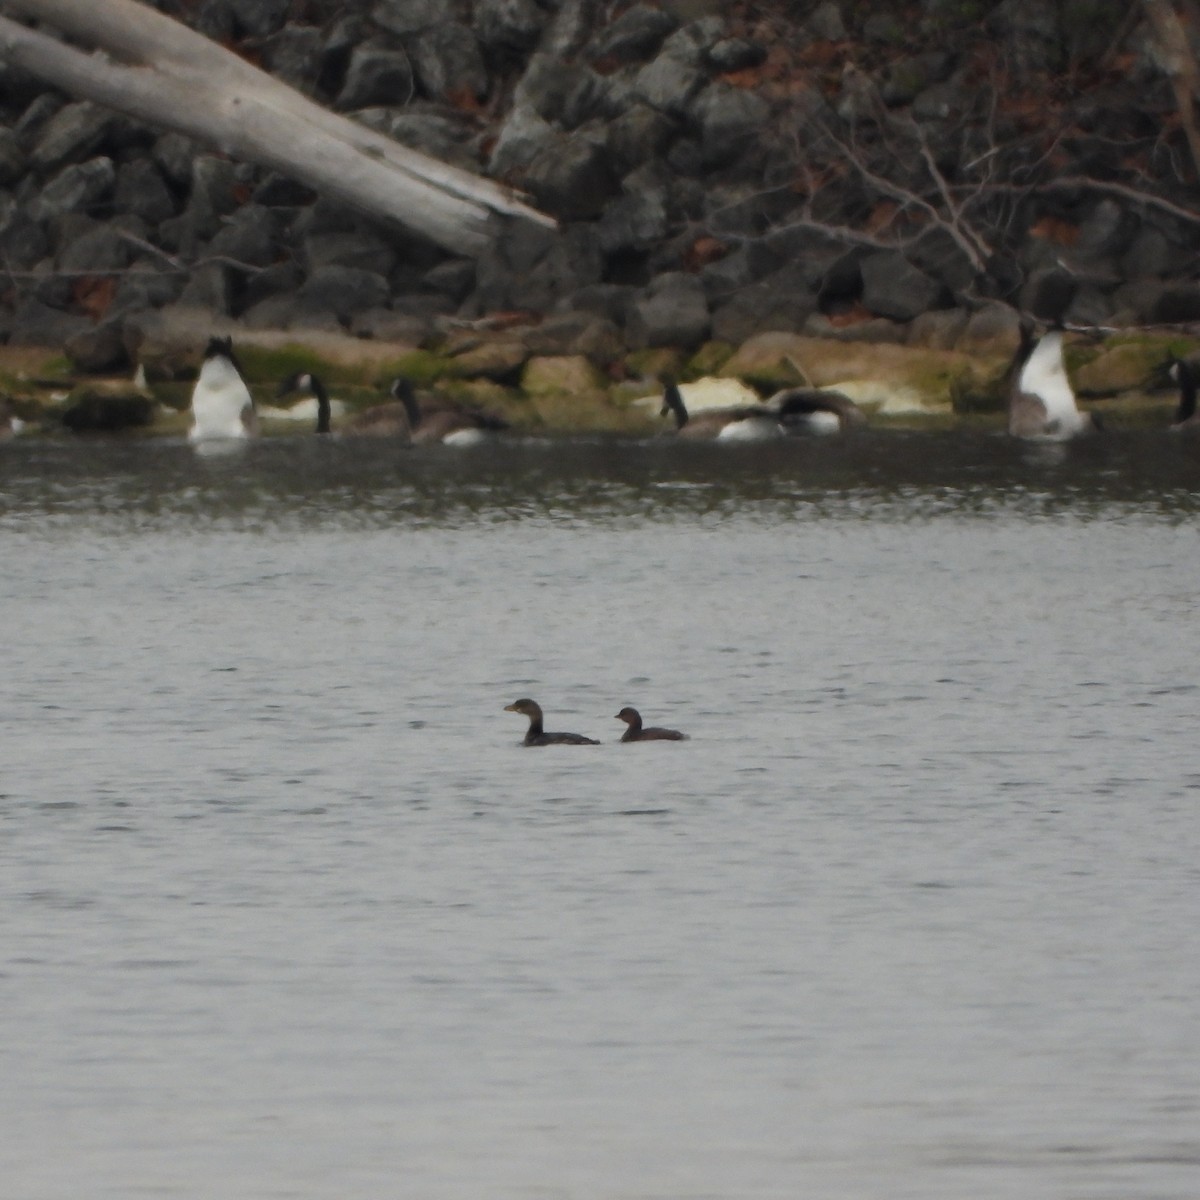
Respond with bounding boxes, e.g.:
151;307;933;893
0;0;556;256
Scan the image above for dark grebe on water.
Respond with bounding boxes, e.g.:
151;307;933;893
504;699;599;746
614;707;687;742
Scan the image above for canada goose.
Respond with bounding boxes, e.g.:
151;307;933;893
273;371;410;439
1169;358;1198;431
387;376;509;446
767;386;867;435
189;336;257;441
1007;324;1100;441
504;698;599;746
614;706;688;742
659;378;784;440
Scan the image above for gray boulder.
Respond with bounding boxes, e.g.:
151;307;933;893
408;23;488;101
29;157;115;221
178;262;233;315
518;133;617;221
634;55;708;117
151;132;200;189
28;102;115;172
522;312;623;365
231;0;291;38
113;159;176;225
470;224;601;315
259;25;323;91
517;55;615;130
0;128;26;186
207;205;279;267
421;258;476;303
299;265;391;323
708;38;767;73
710;262;820;343
692;83;771;168
304;228;398;275
474;0;548;57
859;251;943;320
355;108;482;170
8;297;91;346
626;272;710;348
660;17;727;66
597;187;669;256
57;223;134;273
65;318;130;374
336;44;415;109
488;104;557;178
1020;265;1076;321
567;283;636;327
606;104;678;175
111;262;186;317
0;214;48;270
372;0;448;37
589;5;678;64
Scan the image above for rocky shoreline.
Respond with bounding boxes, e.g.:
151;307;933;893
0;0;1198;432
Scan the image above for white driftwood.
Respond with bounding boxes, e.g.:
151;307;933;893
0;0;555;255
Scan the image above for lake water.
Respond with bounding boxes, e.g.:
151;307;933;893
2;432;1199;1199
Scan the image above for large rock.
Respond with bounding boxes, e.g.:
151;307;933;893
372;0;446;37
521;312;623;365
336;44;415;109
230;0;291;37
8;298;91;346
303;228;398;275
57;223;134;273
113;159;176;225
626;272;710;348
692;83;771;169
597;187;669;255
522;354;606;395
356;107;482;170
518;133;617;221
259;25;323;91
589;5;678;64
206;205;279;267
859;251;944;320
0;128;26;186
606;104;678;174
517;55;615;130
64;318;130;374
299;265;391;322
474;0;548;57
710;263;820;343
450;338;530;381
408;22;488;101
29;157;115;221
634;55;708;117
28;102;116;172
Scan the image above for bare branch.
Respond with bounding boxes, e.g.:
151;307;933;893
1140;0;1200;178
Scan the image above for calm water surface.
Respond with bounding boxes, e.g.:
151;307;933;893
2;433;1199;1199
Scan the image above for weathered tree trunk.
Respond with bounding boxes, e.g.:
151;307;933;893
0;0;555;255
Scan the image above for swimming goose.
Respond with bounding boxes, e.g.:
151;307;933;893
659;378;784;441
189;336;257;441
274;371;410;439
767;386;867;435
614;706;688;742
1169;358;1198;431
504;698;599;746
388;377;509;446
1007;324;1100;441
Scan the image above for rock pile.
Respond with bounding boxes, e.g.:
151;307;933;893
0;0;1197;378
